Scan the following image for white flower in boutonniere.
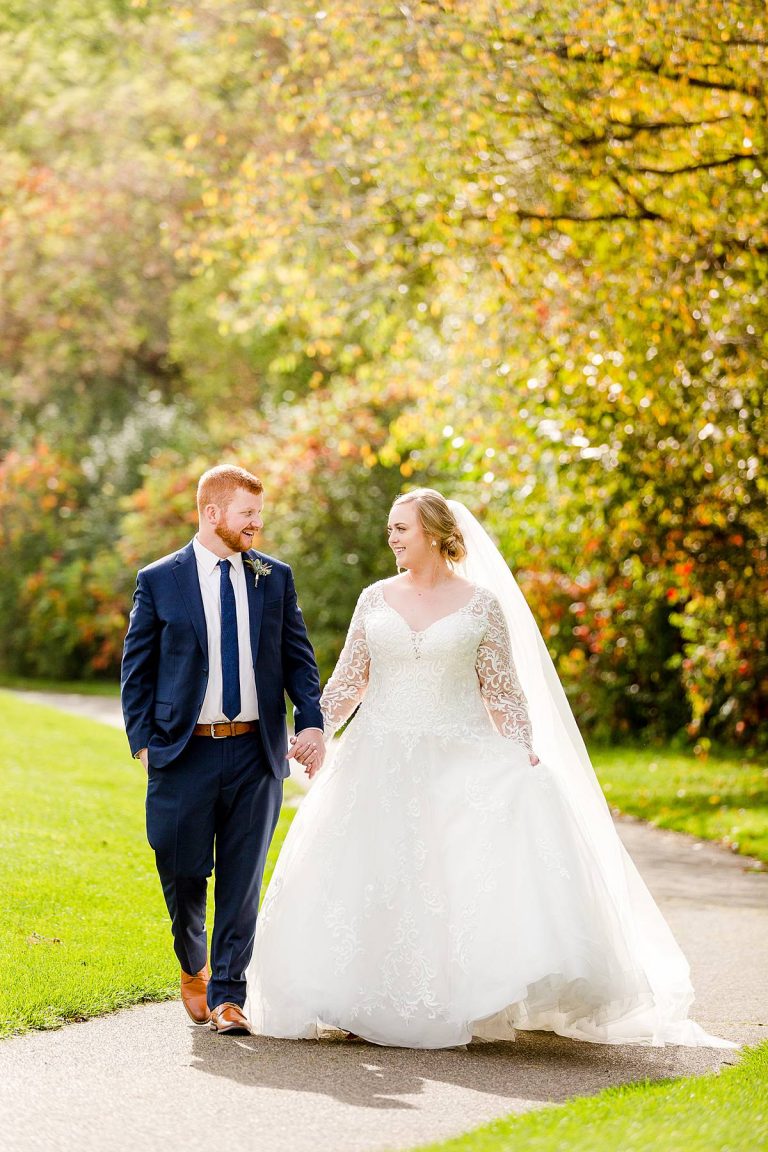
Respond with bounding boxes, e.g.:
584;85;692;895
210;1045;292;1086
243;556;273;587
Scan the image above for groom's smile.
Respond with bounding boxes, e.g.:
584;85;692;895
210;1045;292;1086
212;488;265;554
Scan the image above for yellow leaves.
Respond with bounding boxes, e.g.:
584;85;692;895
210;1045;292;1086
183;133;199;151
417;47;438;72
377;443;401;468
306;340;334;358
239;156;257;181
201;188;219;208
607;102;632;125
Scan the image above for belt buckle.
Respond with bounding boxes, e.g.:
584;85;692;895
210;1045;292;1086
210;722;227;739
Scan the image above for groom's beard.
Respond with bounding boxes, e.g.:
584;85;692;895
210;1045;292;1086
215;518;252;553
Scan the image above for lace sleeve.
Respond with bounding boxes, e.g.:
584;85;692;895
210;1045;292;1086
320;586;372;739
476;592;534;753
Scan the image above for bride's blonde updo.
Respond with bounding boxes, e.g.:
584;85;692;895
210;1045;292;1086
392;488;467;564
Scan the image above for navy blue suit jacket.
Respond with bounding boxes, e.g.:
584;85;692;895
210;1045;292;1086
120;541;323;777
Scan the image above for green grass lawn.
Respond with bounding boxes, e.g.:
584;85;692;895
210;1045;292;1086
412;1042;766;1152
0;690;298;1038
591;744;768;865
3;692;766;1150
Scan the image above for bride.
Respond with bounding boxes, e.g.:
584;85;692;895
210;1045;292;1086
245;488;734;1050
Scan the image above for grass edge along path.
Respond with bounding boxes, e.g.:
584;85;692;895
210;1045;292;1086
0;691;298;1039
592;744;768;866
409;1042;766;1152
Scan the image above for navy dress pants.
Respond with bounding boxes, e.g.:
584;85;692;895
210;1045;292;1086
145;729;283;1009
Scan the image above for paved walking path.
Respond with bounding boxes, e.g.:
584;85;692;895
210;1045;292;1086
2;693;765;1152
12;689;126;730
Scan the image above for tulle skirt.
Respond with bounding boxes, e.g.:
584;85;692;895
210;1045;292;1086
246;722;734;1049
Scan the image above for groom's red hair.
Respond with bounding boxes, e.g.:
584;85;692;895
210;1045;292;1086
197;464;263;514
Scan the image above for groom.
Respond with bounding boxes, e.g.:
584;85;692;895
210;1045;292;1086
121;464;325;1034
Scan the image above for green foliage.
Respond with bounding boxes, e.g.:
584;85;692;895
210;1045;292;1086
0;0;765;743
246;388;410;678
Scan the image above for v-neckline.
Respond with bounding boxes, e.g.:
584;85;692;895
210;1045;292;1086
379;584;479;636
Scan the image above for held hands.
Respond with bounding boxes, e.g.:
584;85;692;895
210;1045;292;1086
529;752;540;766
288;727;326;780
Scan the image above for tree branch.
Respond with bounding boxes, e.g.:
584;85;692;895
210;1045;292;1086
514;206;662;222
626;152;761;175
605;115;735;135
677;31;768;50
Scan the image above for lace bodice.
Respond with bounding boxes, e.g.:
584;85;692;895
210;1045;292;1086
320;582;533;753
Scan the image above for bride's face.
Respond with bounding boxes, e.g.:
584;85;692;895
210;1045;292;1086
387;501;431;570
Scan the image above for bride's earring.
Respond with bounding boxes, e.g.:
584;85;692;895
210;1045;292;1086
431;540;437;548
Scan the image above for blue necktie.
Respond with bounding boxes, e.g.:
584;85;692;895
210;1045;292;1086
218;559;241;720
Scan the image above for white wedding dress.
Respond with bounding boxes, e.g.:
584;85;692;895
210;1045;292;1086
246;580;733;1049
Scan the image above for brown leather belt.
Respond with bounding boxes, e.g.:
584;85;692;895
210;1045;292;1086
192;721;259;739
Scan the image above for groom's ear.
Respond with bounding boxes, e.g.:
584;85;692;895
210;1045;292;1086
203;502;220;525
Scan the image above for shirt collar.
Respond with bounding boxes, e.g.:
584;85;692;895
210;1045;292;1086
193;535;245;576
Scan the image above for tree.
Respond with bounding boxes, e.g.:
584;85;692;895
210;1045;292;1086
0;0;765;743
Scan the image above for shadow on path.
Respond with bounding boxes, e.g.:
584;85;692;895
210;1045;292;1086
189;1025;737;1113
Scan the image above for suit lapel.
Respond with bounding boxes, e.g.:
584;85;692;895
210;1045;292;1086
244;550;266;666
171;542;208;657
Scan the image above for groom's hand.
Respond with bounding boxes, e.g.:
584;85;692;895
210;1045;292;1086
288;728;325;779
136;748;149;773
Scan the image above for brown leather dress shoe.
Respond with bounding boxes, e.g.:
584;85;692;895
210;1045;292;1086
180;965;211;1025
209;1002;252;1035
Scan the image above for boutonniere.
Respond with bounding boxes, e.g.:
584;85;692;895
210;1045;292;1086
244;556;273;587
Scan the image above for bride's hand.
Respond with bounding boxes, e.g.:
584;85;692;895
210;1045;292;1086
529;752;540;766
289;728;326;777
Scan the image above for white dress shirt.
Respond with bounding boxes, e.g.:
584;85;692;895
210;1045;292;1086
193;536;260;724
